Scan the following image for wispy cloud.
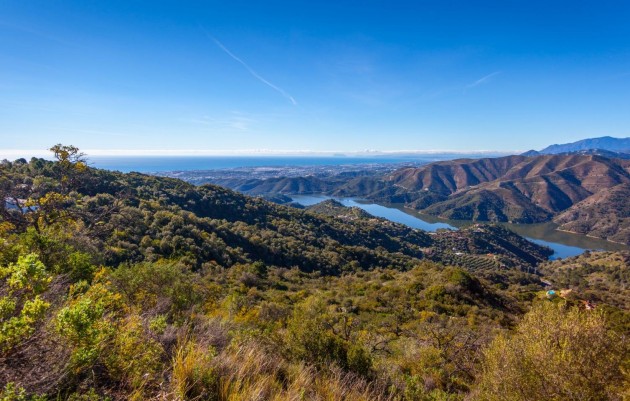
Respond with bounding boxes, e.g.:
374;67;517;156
185;113;257;131
202;30;297;105
62;128;127;137
0;20;80;48
466;71;502;89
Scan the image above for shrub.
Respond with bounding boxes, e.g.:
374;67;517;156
285;297;372;376
104;315;164;394
66;252;96;282
0;254;51;351
0;253;51;295
346;345;372;377
474;301;628;400
110;261;201;318
286;297;347;367
0;383;46;401
445;267;481;294
66;389;110;401
424;285;447;302
55;279;123;368
0;296;49;351
148;314;168;334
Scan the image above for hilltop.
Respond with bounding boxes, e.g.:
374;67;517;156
553;183;630;245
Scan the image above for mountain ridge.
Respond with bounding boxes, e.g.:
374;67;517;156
379;154;630;237
523;136;630;156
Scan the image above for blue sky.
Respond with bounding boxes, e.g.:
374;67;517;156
1;0;630;155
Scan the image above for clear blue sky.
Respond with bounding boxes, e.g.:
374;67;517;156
1;0;630;155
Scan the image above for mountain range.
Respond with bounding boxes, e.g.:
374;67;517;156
380;154;630;244
523;136;630;156
203;153;630;245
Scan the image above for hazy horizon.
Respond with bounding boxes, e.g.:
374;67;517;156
0;148;519;159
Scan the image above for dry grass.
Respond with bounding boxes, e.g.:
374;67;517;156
215;342;392;401
170;340;218;401
160;338;393;401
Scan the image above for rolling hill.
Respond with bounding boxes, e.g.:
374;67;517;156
0;156;552;276
553;183;630;245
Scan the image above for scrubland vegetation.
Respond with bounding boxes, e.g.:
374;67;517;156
0;146;627;400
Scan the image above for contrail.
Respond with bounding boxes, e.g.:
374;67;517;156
206;33;297;105
466;71;502;89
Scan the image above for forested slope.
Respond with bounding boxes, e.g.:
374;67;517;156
0;147;627;400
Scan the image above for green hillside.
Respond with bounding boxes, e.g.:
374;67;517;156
0;147;627;401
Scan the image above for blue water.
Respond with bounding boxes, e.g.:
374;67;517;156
527;238;585;260
86;153;508;173
87;156;427;173
290;195;625;259
292;195;453;232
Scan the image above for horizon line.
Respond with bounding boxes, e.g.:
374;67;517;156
0;148;520;158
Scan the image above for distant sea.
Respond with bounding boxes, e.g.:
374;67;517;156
87;154;506;173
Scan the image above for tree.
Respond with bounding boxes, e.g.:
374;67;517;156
49;144;87;193
49;144;86;167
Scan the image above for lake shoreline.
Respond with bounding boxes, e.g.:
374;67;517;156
289;194;629;260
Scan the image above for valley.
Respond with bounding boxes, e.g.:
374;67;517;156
290;195;629;258
161;153;630;246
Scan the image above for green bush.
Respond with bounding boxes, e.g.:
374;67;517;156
0;383;46;401
346;344;372;377
66;252;97;282
0;254;51;351
66;389;110;401
425;285;447;302
285;297;372;376
0;253;51;295
55;280;122;367
104;315;164;393
171;341;219;401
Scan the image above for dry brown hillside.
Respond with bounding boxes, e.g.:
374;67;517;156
384;155;630;235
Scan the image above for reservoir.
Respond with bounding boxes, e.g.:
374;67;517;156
290;195;629;260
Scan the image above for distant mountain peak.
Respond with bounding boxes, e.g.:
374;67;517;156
533;136;630;155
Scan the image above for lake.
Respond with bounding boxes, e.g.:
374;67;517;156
290;195;629;260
